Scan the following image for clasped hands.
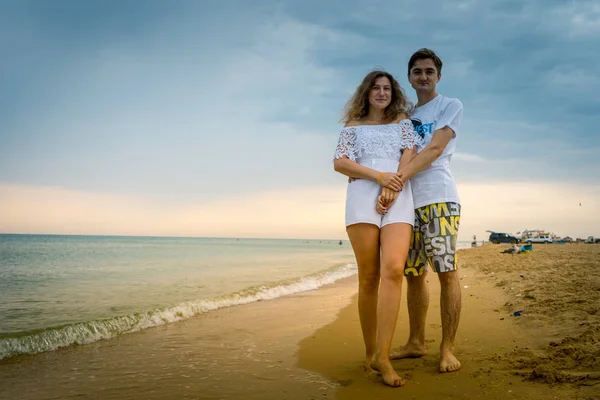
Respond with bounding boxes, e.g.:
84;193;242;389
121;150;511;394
349;172;405;215
377;186;400;215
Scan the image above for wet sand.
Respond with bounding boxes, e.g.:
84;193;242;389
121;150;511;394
1;244;599;399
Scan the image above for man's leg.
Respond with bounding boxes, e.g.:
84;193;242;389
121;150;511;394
431;202;462;373
438;270;461;372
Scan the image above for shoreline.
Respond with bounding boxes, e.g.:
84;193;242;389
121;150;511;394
1;243;475;362
0;275;359;400
1;244;598;399
0;260;358;361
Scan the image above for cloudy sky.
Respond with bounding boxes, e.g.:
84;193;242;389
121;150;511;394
1;0;599;240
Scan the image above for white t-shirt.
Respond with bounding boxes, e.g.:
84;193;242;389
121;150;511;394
410;94;463;208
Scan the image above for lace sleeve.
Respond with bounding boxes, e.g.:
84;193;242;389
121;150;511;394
333;127;357;161
398;119;424;150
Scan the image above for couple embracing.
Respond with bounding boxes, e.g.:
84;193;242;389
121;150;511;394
333;48;463;387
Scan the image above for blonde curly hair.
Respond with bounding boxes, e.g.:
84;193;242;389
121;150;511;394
342;70;412;124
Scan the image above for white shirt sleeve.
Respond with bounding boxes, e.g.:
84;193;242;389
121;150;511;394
333;127;357;161
436;99;463;137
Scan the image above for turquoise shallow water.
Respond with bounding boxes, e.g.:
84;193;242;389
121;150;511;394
0;234;357;359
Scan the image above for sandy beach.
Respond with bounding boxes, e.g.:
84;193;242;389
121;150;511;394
299;243;600;399
1;244;599;399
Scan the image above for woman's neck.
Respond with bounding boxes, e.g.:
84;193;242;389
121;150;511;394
364;109;386;124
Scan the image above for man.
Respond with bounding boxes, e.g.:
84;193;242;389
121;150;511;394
380;48;464;373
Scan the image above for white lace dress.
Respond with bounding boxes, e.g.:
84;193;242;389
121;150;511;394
334;120;423;228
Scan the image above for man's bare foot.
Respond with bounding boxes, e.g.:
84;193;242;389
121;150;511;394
439;349;461;373
390;343;428;360
372;356;405;387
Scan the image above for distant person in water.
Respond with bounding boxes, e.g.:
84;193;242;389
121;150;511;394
333;70;422;387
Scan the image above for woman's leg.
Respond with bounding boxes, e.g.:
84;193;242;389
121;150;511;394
346;223;381;370
373;222;412;387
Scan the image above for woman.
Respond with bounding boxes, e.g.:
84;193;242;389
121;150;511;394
333;70;421;387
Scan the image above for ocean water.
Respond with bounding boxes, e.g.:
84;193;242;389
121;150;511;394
0;234;472;361
0;234;357;360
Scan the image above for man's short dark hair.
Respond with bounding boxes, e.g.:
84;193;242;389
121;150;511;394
408;48;443;77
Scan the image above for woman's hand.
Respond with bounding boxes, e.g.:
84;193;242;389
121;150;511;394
376;195;388;215
378;172;403;191
380;187;398;205
377;187;400;214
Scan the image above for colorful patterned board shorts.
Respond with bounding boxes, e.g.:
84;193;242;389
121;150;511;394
404;202;461;277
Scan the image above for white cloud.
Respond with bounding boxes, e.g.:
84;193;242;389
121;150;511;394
440;57;474;80
1;15;356;199
217;18;355;118
2;0;599;245
455;1;476;10
545;64;600;93
569;4;600;37
538;1;600;38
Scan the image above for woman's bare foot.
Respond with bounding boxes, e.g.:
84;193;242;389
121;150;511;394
439;348;461;373
390;342;428;360
372;356;405;387
362;357;376;374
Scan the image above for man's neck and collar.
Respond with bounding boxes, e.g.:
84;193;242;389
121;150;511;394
415;89;440;109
